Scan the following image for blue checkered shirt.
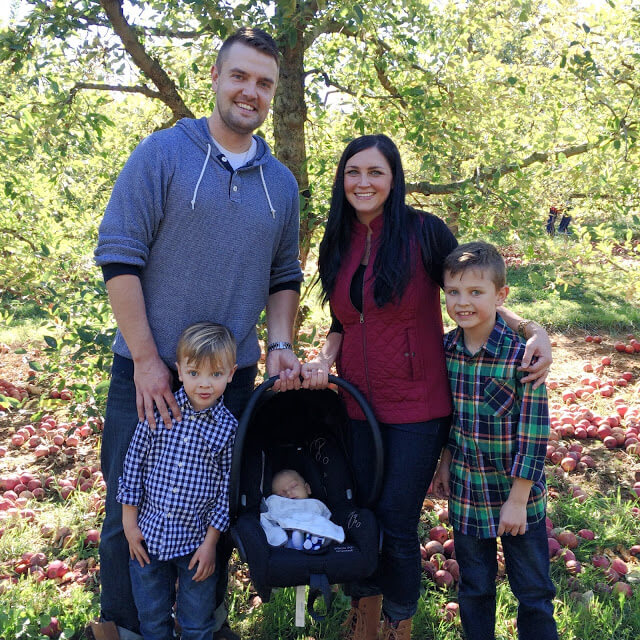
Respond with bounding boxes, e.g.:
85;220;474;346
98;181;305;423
117;386;237;560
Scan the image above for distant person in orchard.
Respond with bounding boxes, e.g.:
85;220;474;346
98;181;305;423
433;241;557;640
93;26;303;640
118;322;237;640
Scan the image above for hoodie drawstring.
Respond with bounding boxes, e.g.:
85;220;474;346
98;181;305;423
260;165;276;219
191;143;211;210
191;142;276;219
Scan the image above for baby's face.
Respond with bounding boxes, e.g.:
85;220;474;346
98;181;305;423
272;471;311;499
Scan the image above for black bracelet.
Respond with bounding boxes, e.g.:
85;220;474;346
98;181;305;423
267;341;293;353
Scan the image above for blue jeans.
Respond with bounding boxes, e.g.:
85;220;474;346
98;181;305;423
455;518;558;640
348;417;449;622
99;354;256;634
129;552;217;640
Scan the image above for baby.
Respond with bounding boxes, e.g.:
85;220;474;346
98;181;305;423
260;469;345;550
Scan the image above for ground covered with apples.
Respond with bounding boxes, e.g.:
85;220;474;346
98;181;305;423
1;331;639;638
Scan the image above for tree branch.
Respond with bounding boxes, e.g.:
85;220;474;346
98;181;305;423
306;69;398;100
0;228;38;252
99;0;194;120
407;141;599;196
71;82;162;100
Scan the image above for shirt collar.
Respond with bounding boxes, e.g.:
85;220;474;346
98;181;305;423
175;386;226;420
447;314;509;358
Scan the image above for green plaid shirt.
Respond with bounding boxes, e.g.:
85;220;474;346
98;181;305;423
444;315;549;538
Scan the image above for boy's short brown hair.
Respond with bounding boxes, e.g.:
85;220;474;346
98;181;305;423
444;241;507;290
176;322;236;371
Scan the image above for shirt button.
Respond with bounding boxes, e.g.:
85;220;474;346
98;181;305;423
178;462;183;468
172;487;178;493
183;437;189;443
221;156;227;162
166;512;172;518
232;185;238;192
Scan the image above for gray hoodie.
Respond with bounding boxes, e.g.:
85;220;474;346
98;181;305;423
95;117;302;368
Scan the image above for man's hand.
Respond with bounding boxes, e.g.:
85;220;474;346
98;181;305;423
519;323;553;389
133;354;181;429
266;348;301;392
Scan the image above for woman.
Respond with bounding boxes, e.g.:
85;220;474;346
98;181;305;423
301;135;551;640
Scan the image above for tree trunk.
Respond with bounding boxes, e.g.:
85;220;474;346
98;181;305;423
272;32;312;272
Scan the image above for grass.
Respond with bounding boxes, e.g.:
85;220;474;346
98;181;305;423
0;293;50;346
504;264;640;333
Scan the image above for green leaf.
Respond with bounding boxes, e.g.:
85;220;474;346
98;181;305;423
94;380;111;396
28;360;43;371
0;394;20;407
44;335;58;349
507;77;517;86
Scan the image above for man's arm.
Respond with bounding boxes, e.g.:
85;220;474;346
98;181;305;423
106;274;181;428
265;289;301;391
498;305;552;389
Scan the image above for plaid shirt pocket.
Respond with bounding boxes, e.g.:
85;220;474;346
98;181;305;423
482;379;517;417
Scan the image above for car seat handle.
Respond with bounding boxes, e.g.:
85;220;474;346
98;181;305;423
229;374;383;521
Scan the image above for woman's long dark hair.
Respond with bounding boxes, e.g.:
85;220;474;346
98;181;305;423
318;134;424;307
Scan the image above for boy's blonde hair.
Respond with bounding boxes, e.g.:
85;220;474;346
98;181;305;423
176;322;236;370
443;241;507;290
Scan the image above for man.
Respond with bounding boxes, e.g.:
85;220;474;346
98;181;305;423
93;27;303;640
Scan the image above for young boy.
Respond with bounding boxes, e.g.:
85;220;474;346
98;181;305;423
433;241;557;640
117;322;238;640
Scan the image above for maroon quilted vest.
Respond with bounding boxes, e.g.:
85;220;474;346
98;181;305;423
332;215;452;423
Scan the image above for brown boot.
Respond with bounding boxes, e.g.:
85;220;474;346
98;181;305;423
380;615;412;640
341;594;383;640
87;621;119;640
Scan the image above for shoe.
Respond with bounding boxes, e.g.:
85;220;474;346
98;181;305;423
87;621;119;640
341;594;382;640
212;620;241;640
379;615;412;640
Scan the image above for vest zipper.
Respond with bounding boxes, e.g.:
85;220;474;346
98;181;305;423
359;238;374;403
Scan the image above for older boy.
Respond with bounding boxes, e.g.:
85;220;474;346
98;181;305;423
117;322;237;640
433;241;557;640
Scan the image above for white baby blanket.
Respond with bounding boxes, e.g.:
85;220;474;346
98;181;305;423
260;495;345;547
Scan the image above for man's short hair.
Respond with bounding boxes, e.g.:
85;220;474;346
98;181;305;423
216;27;280;71
444;241;507;289
176;322;236;371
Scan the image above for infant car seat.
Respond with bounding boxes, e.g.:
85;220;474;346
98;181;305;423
229;375;383;619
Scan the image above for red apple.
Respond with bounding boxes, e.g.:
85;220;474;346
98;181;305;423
577;529;595;540
429;526;449;545
434;569;454;588
612;582;632;598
